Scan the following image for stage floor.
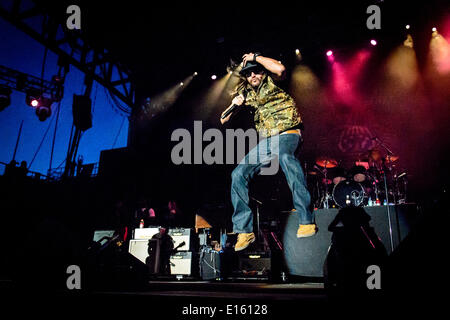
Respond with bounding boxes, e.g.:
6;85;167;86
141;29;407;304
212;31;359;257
102;281;327;301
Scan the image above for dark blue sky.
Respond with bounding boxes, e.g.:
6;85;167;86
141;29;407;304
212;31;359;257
0;17;128;176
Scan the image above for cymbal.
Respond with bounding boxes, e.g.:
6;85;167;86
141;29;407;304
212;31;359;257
316;157;338;168
385;155;399;163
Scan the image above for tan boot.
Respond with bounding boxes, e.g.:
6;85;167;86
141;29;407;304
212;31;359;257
234;232;256;251
297;224;317;238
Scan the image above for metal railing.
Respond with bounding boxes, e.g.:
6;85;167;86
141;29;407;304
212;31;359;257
1;161;98;181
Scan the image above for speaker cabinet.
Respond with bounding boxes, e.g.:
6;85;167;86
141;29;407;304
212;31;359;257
282;204;417;277
168;228;195;251
128;239;161;274
133;227;160;240
128;239;149;264
170;251;196;275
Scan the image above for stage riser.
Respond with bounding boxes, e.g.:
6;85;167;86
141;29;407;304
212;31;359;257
282;204;417;277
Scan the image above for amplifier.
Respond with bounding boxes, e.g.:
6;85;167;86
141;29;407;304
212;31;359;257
199;247;222;280
128;239;149;264
170;251;196;275
133;227;160;240
233;251;271;279
168;228;195;251
128;239;161;273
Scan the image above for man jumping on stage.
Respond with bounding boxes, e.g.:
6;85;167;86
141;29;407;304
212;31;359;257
220;52;316;251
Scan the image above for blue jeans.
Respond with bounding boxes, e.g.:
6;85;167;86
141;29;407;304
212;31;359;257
231;133;313;233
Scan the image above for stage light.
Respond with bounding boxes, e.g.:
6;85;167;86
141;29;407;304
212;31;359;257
326;50;335;62
35;106;51;121
431;27;439;39
290;65;321;107
195;72;233;119
194;72;198;76
404;34;414;48
406;25;410;30
370;39;377;46
34;97;52;121
211;75;217;80
329;49;371;107
25;89;42;107
25;89;53;121
0;86;12;111
386;44;420;91
141;74;195;119
295;49;303;62
428;27;450;74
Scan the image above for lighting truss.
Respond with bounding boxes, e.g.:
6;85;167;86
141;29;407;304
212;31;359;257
0;0;136;110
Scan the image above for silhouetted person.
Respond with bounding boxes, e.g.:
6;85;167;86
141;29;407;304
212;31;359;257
149;228;174;275
18;161;28;177
4;160;18;177
324;207;387;299
166;200;180;227
133;198;158;228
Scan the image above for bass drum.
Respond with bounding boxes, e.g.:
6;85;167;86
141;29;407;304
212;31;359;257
332;180;365;208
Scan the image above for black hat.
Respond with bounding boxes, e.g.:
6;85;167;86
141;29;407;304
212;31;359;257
239;61;264;76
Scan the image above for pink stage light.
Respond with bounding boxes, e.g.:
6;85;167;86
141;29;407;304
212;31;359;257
370;39;377;46
330;49;371;107
326;50;334;62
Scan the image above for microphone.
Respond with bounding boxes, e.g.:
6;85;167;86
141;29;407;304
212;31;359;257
397;172;406;179
221;104;239;119
221;89;247;119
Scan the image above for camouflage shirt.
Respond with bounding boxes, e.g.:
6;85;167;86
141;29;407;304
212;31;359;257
238;74;302;137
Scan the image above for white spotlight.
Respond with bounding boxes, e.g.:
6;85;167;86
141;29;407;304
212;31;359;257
211;75;217;80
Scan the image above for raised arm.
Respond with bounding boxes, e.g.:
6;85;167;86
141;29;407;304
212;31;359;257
242;53;286;80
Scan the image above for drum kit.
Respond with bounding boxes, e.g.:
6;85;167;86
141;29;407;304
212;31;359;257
307;149;408;209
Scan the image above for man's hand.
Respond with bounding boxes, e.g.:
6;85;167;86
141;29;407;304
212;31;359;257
232;94;245;106
220;94;245;124
241;53;286;79
242;53;256;66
